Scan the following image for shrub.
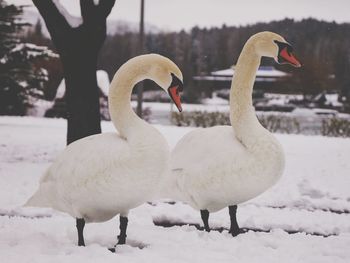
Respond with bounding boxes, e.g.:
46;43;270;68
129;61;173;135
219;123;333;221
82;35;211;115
172;111;230;127
172;111;300;134
321;118;350;137
257;115;301;134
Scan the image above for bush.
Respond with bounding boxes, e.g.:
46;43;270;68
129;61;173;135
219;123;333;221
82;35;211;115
172;111;350;137
172;111;300;134
321;118;350;137
0;1;56;115
172;111;230;128
258;115;301;134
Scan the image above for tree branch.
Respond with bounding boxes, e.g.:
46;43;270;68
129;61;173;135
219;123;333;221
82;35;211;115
80;0;96;23
97;0;116;20
80;0;116;24
32;0;72;48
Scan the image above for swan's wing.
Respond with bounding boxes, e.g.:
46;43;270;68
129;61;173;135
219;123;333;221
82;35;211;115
169;126;252;209
171;126;249;189
41;132;130;185
26;132;131;211
171;126;246;170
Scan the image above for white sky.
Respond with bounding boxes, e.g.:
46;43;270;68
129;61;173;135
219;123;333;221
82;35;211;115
8;0;350;31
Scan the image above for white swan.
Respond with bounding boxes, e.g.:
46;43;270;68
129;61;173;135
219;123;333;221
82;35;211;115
25;54;183;249
168;32;301;236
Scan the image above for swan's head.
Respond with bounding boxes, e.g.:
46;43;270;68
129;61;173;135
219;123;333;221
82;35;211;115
251;31;301;67
147;54;184;112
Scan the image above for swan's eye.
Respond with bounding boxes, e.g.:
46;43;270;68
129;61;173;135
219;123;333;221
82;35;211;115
274;40;293;53
170;73;183;92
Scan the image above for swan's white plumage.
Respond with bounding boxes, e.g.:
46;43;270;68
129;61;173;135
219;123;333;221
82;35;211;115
27;131;168;222
168;32;288;213
171;126;284;212
25;54;182;223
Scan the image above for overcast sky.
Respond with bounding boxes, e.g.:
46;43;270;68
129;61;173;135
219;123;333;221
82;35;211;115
8;0;350;31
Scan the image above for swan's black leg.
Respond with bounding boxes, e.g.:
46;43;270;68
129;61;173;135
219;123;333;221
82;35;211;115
117;216;128;245
228;205;240;236
200;209;210;232
109;215;129;252
76;218;85;246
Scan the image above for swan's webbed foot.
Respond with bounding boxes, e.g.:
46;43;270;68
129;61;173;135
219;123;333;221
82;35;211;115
109;215;129;252
76;218;86;246
228;205;240;237
200;209;210;232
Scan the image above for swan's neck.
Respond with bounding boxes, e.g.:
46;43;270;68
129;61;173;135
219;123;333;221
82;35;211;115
229;42;265;145
108;64;148;139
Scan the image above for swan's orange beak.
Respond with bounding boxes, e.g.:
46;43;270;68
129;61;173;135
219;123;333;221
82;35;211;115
168;73;183;112
274;40;301;68
168;86;182;112
279;47;301;68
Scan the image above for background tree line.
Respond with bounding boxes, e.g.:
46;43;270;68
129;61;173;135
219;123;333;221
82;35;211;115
25;17;350;106
96;18;350;104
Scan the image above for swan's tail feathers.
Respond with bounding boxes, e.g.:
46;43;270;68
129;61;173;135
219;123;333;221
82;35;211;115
24;187;53;208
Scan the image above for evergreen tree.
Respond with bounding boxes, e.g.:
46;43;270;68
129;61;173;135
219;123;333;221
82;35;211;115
0;0;56;115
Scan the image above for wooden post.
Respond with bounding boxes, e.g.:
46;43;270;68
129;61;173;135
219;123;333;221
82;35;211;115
136;0;145;118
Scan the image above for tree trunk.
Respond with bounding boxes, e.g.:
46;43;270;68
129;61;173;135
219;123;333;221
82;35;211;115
62;43;101;144
32;0;116;145
60;25;104;144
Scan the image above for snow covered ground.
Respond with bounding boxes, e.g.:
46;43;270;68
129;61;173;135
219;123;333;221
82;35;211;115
1;116;350;262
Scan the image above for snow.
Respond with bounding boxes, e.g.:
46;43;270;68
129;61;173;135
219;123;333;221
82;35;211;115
1;116;350;262
97;70;110;97
194;66;289;82
27;99;55;117
11;43;57;58
211;66;288;78
266;98;287;106
132;101;230;113
18;81;28;88
55;80;65;99
265;93;304;101
292;108;317;116
0;57;7;64
201;93;229;105
0;43;58;64
325;94;343;107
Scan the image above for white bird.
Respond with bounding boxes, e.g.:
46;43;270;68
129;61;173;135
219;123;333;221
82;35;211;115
167;32;301;236
25;54;184;250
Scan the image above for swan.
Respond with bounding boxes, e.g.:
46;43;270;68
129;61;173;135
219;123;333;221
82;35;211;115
168;32;301;236
25;54;184;250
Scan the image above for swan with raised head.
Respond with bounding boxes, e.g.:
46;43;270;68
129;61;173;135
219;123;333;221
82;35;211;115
25;54;183;250
168;32;301;236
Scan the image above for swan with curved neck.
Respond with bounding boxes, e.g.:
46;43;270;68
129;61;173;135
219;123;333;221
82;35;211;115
110;54;183;138
25;54;183;250
168;32;301;236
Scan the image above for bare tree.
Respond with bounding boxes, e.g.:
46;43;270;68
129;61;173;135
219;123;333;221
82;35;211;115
32;0;116;144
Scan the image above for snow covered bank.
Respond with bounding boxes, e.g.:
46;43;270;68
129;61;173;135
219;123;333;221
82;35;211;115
0;117;350;262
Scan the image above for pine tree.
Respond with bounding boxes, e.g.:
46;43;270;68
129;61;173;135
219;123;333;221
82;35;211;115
0;0;56;115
